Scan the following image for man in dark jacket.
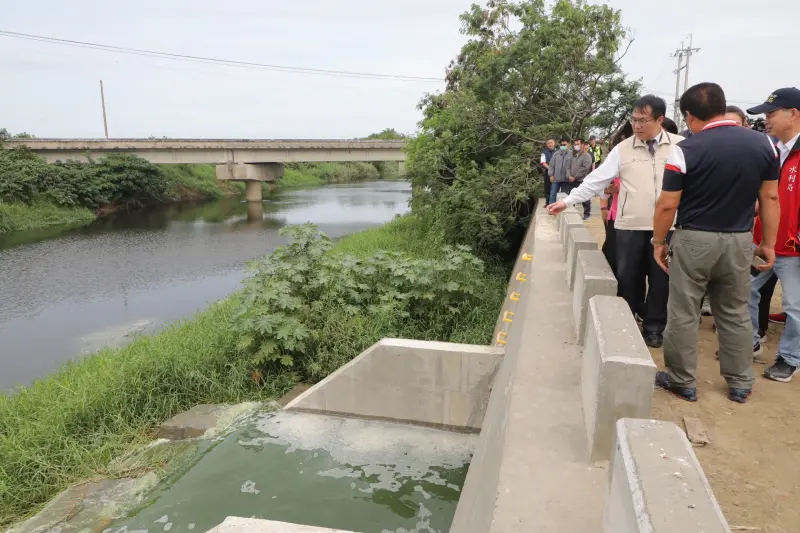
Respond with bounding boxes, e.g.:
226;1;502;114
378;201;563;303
540;138;556;206
547;137;572;205
570;138;594;219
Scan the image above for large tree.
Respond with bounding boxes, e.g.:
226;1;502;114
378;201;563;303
407;0;640;257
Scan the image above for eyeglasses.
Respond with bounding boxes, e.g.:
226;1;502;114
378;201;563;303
629;118;655;126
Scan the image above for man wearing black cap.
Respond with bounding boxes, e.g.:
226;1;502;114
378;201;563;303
747;87;800;383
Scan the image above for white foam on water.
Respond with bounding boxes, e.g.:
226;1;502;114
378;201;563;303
241;480;260;494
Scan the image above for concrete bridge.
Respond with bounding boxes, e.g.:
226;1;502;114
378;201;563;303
4;138;407;201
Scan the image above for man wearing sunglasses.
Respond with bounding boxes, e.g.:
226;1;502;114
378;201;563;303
747;87;800;383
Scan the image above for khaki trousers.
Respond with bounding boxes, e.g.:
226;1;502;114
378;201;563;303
663;229;755;389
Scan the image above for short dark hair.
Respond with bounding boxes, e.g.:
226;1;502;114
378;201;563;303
680;83;727;121
726;105;747;125
559;137;570;143
589;135;597;141
661;117;679;134
633;94;667;119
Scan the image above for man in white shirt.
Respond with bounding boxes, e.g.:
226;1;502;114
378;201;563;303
547;95;684;348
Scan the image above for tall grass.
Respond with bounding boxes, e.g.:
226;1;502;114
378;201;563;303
0;215;507;526
0;202;95;233
160;164;244;199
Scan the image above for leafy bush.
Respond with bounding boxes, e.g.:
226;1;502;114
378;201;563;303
231;223;488;380
0;149;172;209
406;0;641;258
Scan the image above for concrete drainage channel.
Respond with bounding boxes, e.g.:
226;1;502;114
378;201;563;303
13;202;732;533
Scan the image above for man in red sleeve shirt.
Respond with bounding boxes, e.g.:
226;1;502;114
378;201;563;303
748;88;800;383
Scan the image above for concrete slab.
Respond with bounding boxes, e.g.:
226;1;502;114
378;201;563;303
450;208;606;533
209;517;358;533
581;296;656;462
158;403;260;440
560;212;583;251
566;227;598;289
11;475;159;533
603;419;731;533
286;339;503;431
572;250;617;345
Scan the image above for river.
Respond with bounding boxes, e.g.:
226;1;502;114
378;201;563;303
0;181;411;390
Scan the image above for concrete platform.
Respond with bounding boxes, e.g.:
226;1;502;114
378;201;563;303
604;419;731;533
286;339;503;431
581;296;656;462
572;250;617;345
158;403;260;440
566;227;598;289
450;208;607;533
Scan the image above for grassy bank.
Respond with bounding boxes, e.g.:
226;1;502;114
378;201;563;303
0;202;96;233
278;162;399;189
0;215;507;526
0;164;242;234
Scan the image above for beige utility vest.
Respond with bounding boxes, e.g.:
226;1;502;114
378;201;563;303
614;132;684;231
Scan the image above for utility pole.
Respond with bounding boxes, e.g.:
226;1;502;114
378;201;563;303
671;35;701;130
99;80;109;139
672;48;684;126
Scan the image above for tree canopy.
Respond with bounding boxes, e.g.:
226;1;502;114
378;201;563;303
407;0;641;257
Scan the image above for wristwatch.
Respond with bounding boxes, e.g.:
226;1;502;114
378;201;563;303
650;238;666;246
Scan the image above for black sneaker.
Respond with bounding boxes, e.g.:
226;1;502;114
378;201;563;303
655;371;697;402
764;357;800;382
644;332;663;348
728;388;752;404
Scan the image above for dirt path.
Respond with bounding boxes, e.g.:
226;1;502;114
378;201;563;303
581;207;799;532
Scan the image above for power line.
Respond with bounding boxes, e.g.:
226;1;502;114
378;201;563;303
0;29;443;83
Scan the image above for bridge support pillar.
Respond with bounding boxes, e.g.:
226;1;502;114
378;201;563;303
398;161;406;176
216;163;284;203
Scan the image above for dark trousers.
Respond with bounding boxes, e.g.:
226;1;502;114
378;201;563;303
616;229;670;335
758;272;779;332
571;181;591;217
542;168;552;206
602;217;618;276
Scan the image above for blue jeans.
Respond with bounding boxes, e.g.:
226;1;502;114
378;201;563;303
749;256;800;366
549;181;571;205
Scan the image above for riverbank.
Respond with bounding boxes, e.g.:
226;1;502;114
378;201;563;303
0;163;243;234
0;214;508;526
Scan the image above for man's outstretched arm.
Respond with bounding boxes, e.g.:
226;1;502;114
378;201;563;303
546;146;621;215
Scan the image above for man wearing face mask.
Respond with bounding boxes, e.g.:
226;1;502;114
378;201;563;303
547;95;683;348
547;137;573;205
570;138;594;220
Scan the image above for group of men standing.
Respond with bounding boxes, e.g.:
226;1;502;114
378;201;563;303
545;84;800;404
541;136;603;220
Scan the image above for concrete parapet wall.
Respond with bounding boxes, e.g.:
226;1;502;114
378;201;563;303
604;419;731;533
573;250;617;345
566;227;598;289
285;339;503;431
581;296;656;462
560;212;584;257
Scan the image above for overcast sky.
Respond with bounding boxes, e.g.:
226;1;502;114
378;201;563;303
0;0;795;139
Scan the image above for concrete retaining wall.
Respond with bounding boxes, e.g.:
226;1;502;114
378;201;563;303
581;296;656;462
566;227;598;289
604;419;731;533
573;250;617;345
560;212;583;252
285;339;503;431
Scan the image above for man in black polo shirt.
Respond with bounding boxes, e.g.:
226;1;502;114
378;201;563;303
650;82;780;404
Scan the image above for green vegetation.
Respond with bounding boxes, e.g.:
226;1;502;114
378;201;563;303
160;164;244;199
0;202;95;233
279;162;381;189
406;0;639;258
0;216;505;526
0;132;242;233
